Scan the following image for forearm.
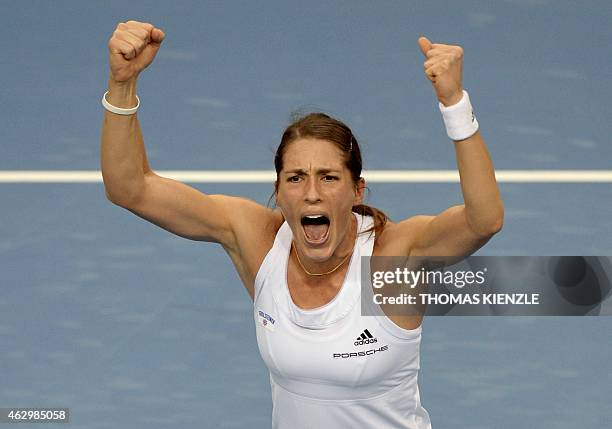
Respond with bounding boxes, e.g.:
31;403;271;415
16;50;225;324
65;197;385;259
454;130;504;235
417;37;504;242
100;77;152;205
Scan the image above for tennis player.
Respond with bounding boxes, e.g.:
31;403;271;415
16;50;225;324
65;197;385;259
101;20;503;428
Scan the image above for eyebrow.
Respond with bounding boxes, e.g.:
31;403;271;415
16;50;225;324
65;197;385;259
284;168;342;175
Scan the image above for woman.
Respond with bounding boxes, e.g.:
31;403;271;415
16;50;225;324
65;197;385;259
101;20;503;428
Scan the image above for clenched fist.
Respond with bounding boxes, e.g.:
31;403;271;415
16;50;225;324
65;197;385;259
418;36;464;107
108;20;165;83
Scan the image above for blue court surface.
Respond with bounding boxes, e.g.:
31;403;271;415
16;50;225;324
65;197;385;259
2;1;612;428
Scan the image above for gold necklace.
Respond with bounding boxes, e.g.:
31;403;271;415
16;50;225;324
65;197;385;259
291;241;352;276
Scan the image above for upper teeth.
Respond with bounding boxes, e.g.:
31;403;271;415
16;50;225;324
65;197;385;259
305;215;324;219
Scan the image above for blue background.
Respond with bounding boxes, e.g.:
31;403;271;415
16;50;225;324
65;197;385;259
1;1;611;428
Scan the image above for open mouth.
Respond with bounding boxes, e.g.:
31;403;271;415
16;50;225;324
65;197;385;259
301;214;330;244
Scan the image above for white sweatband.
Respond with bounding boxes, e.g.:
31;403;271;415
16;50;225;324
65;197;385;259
438;90;479;141
102;91;140;115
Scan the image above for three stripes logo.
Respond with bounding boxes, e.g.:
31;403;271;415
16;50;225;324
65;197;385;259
354;329;377;346
333;328;386;359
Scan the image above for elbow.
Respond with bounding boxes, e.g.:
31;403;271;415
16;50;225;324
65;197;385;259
104;186;140;208
482;206;505;236
494;204;505;233
467;206;504;237
103;173;149;208
104;187;116;203
488;215;504;235
105;189;126;207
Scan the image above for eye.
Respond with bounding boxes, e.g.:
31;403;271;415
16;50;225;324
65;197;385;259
323;175;338;181
288;175;301;183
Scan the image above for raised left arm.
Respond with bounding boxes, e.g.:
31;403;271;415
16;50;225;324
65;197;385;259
405;37;504;257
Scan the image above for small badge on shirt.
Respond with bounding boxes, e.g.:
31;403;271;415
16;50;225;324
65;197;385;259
257;309;276;332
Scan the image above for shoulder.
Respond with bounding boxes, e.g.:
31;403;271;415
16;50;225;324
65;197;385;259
222;196;284;251
220;199;284;298
373;215;432;257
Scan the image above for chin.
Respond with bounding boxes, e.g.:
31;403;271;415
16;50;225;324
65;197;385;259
303;245;336;263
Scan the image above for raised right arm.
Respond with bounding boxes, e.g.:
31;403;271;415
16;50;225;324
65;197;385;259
100;21;276;253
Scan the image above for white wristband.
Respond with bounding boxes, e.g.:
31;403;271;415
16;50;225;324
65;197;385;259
102;91;140;115
438;90;479;141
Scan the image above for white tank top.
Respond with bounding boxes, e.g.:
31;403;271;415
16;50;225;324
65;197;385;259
254;213;432;429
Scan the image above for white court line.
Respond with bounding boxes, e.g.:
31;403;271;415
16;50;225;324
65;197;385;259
1;170;612;183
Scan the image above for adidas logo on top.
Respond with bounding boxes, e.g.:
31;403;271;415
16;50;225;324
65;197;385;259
354;329;377;346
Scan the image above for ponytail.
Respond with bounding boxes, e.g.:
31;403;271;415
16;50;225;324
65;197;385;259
352;204;388;236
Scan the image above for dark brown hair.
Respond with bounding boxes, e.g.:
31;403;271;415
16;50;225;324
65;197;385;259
273;112;388;235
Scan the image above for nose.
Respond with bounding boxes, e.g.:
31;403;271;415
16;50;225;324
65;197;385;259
304;177;322;203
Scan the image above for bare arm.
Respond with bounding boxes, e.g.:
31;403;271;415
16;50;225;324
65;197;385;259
100;20;163;205
405;130;503;258
398;37;503;258
100;77;150;205
100;21;274;251
454;130;503;236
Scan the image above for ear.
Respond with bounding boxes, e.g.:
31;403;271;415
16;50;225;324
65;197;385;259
354;177;366;205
